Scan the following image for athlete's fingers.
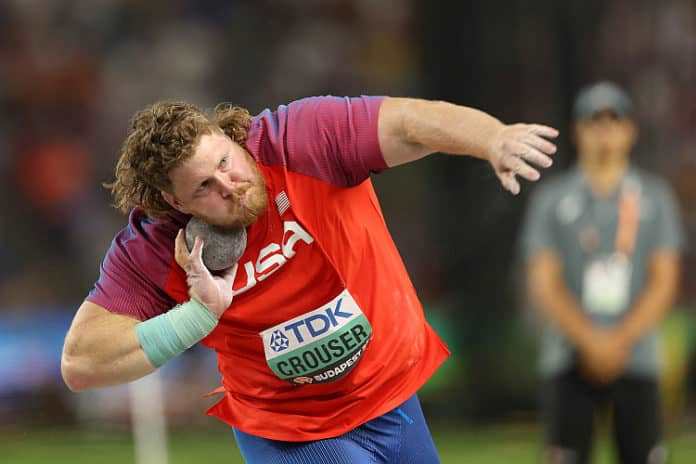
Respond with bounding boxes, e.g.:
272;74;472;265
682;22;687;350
188;237;206;273
520;145;553;168
523;133;557;157
499;171;520;195
529;124;559;139
504;153;540;181
221;262;238;286
508;174;520;195
174;229;190;269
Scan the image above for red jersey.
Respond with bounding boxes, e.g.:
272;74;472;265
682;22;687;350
88;96;449;441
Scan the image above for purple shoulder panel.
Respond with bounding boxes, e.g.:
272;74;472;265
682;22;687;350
86;209;188;320
245;96;387;186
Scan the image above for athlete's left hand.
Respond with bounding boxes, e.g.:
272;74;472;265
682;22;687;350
174;229;236;318
487;124;558;195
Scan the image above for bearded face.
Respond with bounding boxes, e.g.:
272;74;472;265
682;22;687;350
163;132;268;229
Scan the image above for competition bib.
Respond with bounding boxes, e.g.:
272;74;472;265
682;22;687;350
260;289;373;385
582;253;632;316
580;177;640;317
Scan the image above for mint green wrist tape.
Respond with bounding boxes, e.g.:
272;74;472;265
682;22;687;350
136;298;218;368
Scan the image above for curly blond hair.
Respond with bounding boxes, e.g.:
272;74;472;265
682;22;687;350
106;101;252;218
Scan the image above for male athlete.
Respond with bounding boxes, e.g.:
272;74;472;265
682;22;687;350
62;96;557;463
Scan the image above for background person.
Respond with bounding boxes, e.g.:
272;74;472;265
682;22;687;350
522;81;685;464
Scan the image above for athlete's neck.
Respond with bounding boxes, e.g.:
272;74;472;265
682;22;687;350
579;155;629;198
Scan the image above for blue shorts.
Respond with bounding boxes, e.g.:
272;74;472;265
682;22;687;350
233;394;440;464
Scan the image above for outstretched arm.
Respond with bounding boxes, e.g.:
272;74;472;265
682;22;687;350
377;97;558;194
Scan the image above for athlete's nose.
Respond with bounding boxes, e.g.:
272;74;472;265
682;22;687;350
216;172;245;199
220;186;232;199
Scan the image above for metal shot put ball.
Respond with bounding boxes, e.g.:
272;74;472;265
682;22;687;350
184;217;247;271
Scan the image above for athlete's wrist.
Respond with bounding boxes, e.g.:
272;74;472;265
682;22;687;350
135;298;219;368
189;295;222;320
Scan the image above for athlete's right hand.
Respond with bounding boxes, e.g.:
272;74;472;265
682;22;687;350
175;229;236;318
487;123;558;195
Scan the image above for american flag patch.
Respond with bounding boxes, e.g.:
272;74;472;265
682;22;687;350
275;191;290;215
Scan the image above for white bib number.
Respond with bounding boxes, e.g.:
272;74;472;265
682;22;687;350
582;253;632;316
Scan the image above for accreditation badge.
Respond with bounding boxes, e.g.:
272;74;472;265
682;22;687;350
582;253;632;316
259;289;373;385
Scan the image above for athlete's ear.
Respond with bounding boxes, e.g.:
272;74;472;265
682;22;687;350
161;190;190;214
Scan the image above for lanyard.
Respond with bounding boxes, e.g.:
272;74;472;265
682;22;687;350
578;175;641;257
615;181;641;256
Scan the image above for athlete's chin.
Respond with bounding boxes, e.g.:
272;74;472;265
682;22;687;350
236;202;267;228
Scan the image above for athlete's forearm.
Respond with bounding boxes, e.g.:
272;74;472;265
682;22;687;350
615;251;680;346
379;97;504;167
61;301;156;391
528;251;595;349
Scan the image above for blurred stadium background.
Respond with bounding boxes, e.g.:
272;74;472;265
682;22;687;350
1;0;695;462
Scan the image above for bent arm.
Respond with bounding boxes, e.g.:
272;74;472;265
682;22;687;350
62;235;231;392
616;250;680;346
527;249;595;350
61;301;155;392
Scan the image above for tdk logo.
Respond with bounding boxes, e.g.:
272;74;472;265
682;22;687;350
282;298;352;344
269;330;290;352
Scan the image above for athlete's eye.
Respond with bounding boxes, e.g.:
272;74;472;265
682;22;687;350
195;180;210;196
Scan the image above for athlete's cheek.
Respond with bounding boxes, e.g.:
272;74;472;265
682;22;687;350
195;197;223;218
